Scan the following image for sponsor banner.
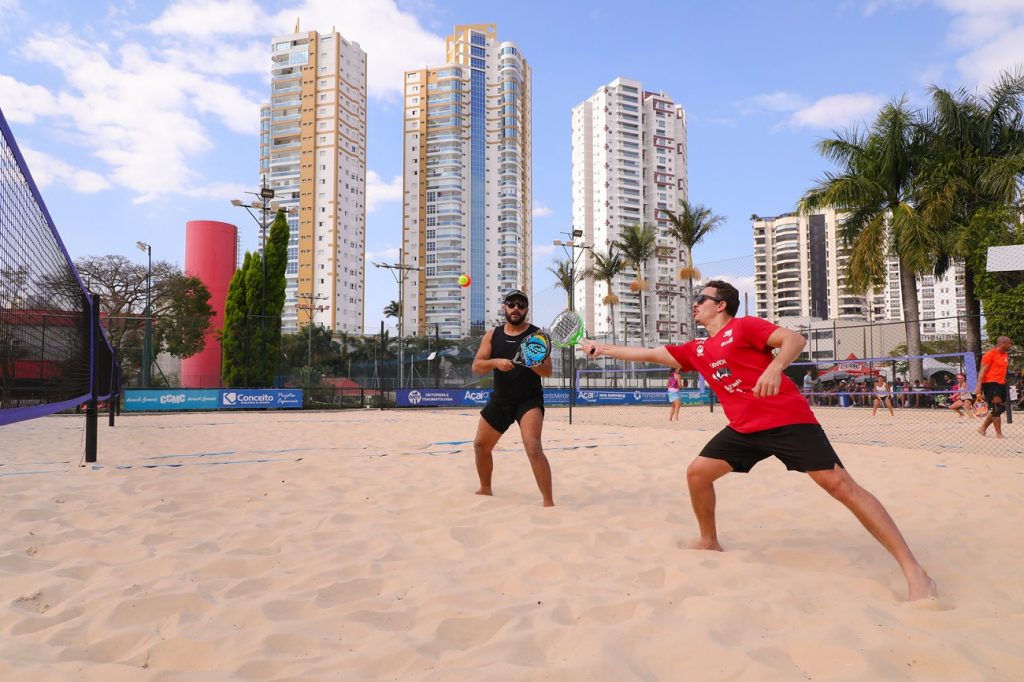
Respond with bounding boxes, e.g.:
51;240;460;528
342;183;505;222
124;389;220;412
397;388;709;407
219;389;303;409
397;389;493;407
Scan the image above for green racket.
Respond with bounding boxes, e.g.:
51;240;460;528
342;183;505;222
547;309;586;348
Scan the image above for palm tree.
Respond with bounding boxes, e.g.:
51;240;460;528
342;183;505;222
916;69;1024;362
547;258;582;309
588;247;627;344
664;200;725;339
614;223;657;345
801;97;933;382
383;300;401;319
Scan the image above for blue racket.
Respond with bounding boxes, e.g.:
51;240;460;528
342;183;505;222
513;330;552;367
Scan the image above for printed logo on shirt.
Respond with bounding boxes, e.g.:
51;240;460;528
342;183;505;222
712;365;732;382
720;337;734;347
695;342;705;357
723;329;733;338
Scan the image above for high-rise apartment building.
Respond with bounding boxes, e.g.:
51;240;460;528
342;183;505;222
571;77;688;344
753;209;966;339
401;24;532;339
260;25;367;334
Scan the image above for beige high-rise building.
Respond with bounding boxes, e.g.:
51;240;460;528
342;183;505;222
402;24;532;339
753;208;967;340
571;77;689;345
260;25;367;334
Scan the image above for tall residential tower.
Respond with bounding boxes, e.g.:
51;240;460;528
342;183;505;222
402;24;532;339
260;25;367;334
571;77;688;345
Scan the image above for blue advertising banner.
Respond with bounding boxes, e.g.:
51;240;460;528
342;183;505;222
124;389;221;412
218;389;303;409
396;388;709;407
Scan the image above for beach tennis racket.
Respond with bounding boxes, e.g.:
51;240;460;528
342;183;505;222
513;330;552;367
973;399;989;417
547;309;586;348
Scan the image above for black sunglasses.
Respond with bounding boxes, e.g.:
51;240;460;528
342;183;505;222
693;293;723;305
505;300;528;310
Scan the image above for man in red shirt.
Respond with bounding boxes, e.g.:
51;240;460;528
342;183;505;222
580;280;937;602
975;336;1013;439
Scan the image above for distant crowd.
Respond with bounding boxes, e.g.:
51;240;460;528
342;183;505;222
802;371;1024;411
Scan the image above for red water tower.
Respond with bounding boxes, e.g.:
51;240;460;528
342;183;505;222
181;220;237;387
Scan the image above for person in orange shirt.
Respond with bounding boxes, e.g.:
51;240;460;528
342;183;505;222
975;336;1013;438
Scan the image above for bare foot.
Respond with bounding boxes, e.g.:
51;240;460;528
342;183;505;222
906;568;938;602
542;500;554;507
474;487;493;496
686;538;723;551
977;427;987;436
995;433;1005;439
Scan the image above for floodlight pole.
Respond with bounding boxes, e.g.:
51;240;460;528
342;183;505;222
135;241;152;388
296;293;328;406
554;228;592;424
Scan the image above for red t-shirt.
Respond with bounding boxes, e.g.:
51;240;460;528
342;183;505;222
666;316;818;433
980;348;1008;384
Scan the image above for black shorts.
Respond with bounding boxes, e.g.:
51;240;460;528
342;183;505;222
699;423;844;473
480;395;544;434
982;382;1006;404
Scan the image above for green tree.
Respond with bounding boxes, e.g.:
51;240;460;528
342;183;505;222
263;209;290;384
664;200;725;339
916;69;1024;363
588;247;626;344
384;300;401;319
546;258;582;309
221;252;252;387
75;255;213;384
614;223;657;345
801;97;933;382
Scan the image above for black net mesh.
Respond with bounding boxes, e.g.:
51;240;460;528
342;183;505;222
1;109;99;415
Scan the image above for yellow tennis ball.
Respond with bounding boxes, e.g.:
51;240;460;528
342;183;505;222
458;274;471;287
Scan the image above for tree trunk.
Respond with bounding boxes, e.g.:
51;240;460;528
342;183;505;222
898;255;924;382
637;263;646;347
961;267;982;369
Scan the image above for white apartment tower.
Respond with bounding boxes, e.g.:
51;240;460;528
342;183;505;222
754;209;967;339
571;77;689;345
260;25;367;334
402;24;532;339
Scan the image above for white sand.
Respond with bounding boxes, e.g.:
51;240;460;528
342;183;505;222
1;408;1022;681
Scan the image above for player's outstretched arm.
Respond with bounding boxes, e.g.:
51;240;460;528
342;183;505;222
580;339;681;368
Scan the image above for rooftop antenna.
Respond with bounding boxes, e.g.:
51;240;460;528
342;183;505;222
294;17;300;33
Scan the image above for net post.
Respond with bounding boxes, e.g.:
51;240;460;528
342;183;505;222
85;293;100;463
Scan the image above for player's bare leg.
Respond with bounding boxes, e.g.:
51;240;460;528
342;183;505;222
809;466;938;601
685;456;732;551
473;418;502;496
518;407;554;507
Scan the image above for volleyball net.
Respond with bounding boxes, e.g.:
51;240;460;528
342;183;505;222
0;107;119;455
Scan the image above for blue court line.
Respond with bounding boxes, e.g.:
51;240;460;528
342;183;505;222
92;456;303;471
0;470;59;477
433;440;472;445
144;451;236;460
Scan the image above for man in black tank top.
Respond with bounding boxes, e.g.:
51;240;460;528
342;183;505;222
471;290;554;506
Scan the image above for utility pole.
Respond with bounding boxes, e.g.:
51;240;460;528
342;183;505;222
296;292;328;405
373;250;421;388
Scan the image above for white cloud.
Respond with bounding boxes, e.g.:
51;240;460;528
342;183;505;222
741;91;806;114
20;146;111;193
365;247;401;262
150;0;444;101
366;171;403;213
788;93;885;130
147;0;272;38
0;75;61;123
532;204;553;218
533;243;557;258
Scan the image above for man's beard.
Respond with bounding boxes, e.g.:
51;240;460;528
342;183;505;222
504;310;525;324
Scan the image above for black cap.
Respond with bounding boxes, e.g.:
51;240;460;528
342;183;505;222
504;289;528;305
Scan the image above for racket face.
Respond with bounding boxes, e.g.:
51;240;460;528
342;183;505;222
973;400;989;417
514;331;551;367
548;309;585;347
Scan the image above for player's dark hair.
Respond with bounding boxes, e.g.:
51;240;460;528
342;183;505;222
705;279;740;316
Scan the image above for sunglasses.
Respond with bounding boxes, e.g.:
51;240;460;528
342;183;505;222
693;293;723;305
505;301;528;310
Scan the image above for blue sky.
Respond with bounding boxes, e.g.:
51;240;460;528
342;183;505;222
3;0;1023;334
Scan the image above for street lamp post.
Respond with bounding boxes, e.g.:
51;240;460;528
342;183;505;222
554;228;593;424
296;293;327;405
135;241;152;387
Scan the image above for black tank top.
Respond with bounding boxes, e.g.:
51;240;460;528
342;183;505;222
491;324;543;402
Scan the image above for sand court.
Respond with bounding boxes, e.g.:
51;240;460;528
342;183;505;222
1;408;1023;681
